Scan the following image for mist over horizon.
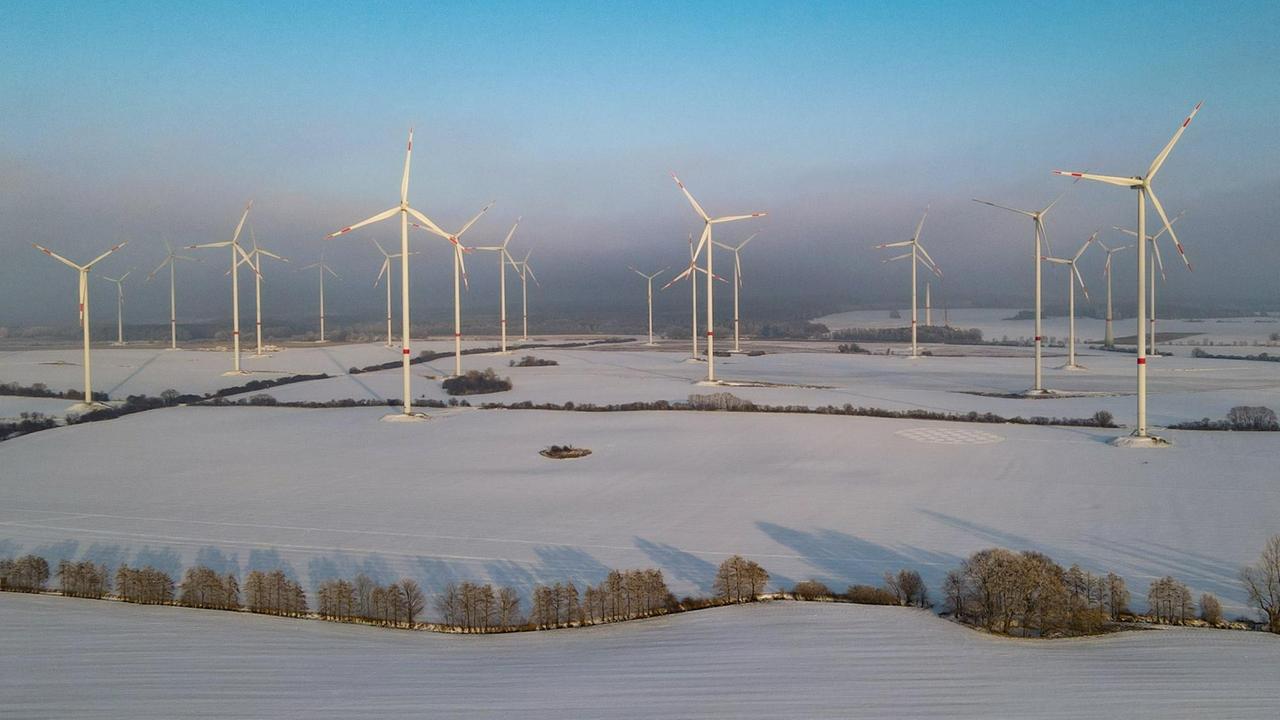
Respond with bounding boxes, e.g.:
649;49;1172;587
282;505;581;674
3;2;1278;331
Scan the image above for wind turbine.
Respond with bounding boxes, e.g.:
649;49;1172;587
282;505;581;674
711;232;759;353
628;266;668;346
925;282;932;327
99;270;132;346
1114;211;1188;355
973;187;1073;393
876;207;942;359
1043;233;1096;370
328;129;442;420
145;239;200;350
670;173;767;383
1055;102;1203;445
507;249;539;341
471;218;521;354
411;203;493;377
662;234;728;361
301;258;340;342
1096;240;1131;347
371;239;418;348
189;201;258;376
31;240;127;410
245;224;288;357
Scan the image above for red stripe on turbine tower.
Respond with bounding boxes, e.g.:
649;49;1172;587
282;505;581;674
402;348;410;355
1137;358;1146;364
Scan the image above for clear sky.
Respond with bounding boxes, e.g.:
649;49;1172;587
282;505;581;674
2;0;1278;326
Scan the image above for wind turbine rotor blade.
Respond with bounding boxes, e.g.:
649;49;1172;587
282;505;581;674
325;266;341;280
406;208;449;239
524;264;539;287
78;274;87;324
1147;189;1193;272
915;243;940;272
1113;226;1140;239
875;240;914;249
375;258;389;286
670;173;710;221
1150;210;1185;240
372;237;390;257
883;253;913;263
329;206;399;238
187;241;231;249
1043;257;1071;265
1151;238;1167;282
456;202;495;238
1103;254;1112;277
32;243;83;270
661;266;694;290
1147;102;1203;182
1053;170;1138;188
691;226;710;262
230;201;253;246
972;199;1034;217
913;206;930;241
1074;265;1090;300
401;128;413;205
1037;220;1054;259
1073;233;1097;262
502;218;520;248
735;253;741;287
711;212;767;224
456;245;470;291
236;245;262;277
86;242;128;268
146;256;171;280
1039;186;1075;216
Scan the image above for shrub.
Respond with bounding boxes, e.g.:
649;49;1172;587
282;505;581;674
791;580;834;600
837;342;870;355
844;585;900;605
1200;593;1223;625
540;445;592;459
442;369;512;396
510;355;558;367
1093;410;1115;428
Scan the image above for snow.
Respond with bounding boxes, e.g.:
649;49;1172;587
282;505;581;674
2;405;1277;618
2;593;1277;718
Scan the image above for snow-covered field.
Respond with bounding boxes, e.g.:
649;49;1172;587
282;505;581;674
3;593;1277;719
3;335;1280;427
3;405;1277;617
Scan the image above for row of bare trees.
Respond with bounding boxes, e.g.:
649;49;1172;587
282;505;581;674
317;575;427;627
0;555;50;592
115;564;175;604
244;570;308;617
178;566;241;610
437;581;523;631
58;560;111;598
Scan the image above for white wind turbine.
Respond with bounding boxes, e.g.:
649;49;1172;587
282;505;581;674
670;174;766;383
301;258;340;342
371;239;418;348
188;201;258;376
507;249;539;341
471;218;521;354
628;265;668;346
711;231;759;353
244;224;288;357
876;207;942;359
925;282;932;327
411;203;494;377
31;240;127;410
1114;210;1188;356
328;129;441;420
973;187;1073;393
99;270;132;346
145;239;200;350
1055;102;1203;445
1043;233;1096;370
1095;240;1131;347
662;234;728;361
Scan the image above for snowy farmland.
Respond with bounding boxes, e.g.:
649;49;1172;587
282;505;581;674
3;593;1278;719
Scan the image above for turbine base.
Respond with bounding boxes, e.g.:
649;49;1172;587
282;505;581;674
1111;434;1172;448
380;412;430;423
221;370;252;377
65;401;111;416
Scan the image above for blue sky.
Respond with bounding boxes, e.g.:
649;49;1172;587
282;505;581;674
2;1;1278;324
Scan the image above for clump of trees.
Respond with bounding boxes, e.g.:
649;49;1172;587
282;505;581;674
837;342;871;355
115;564;175;604
714;555;770;604
944;549;1131;636
883;569;930;608
540;444;592;459
687;392;755;411
436;581;521;631
442;368;512;396
510;356;558;367
57;560;111;598
178;566;241;610
832;326;984;345
1192;347;1280;363
791;580;834;600
1170;405;1279;431
0;555;50;591
1146;576;1194;624
0;412;58;440
244;570;308;617
1241;534;1280;633
845;584;900;605
581;569;675;624
0;381;108;401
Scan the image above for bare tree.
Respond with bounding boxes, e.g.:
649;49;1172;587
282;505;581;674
1241;534;1280;633
399;579;425;626
1199;593;1223;625
714;556;769;604
883;569;928;607
498;586;522;628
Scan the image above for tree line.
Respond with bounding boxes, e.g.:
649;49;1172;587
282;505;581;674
5;535;1279;636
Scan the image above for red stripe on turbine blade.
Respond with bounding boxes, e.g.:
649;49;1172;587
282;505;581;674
340;227;351;233
1182;117;1191;128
